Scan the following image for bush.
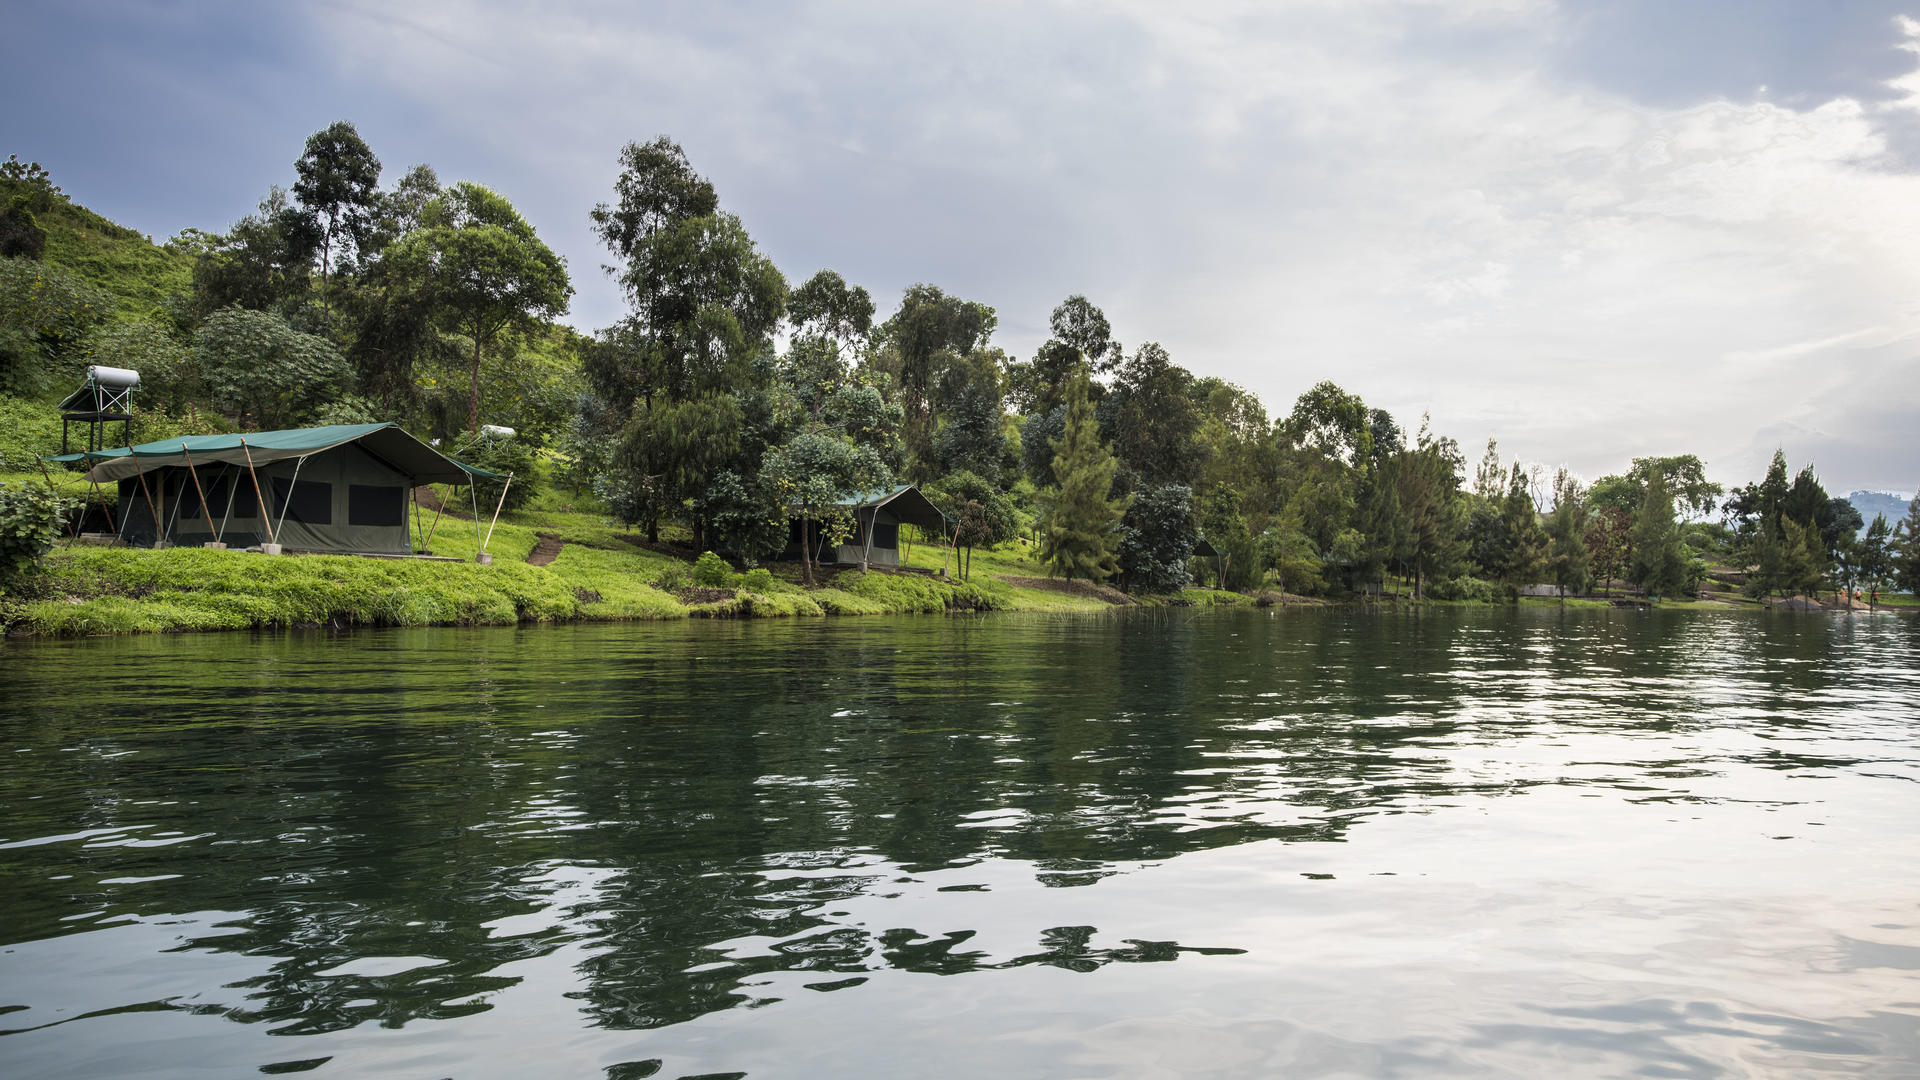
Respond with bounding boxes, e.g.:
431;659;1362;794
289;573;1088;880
740;567;773;593
454;433;541;512
692;550;733;587
1426;575;1505;602
0;480;68;585
655;562;690;592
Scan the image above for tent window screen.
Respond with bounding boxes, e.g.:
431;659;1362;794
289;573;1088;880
871;522;899;549
271;477;333;525
348;485;404;527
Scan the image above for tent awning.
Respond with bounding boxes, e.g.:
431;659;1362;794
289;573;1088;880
54;422;498;485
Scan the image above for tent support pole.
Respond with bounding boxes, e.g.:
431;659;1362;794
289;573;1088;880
239;439;276;546
469;481;483;554
132;463;162;549
860;508;873;572
482;472;513;553
181;448;219;543
422;485;447;551
274;454;307;543
217;463;240;540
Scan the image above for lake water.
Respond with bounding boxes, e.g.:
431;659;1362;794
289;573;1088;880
1;608;1917;1079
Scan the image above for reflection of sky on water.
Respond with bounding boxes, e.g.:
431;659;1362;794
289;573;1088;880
1;608;1916;1078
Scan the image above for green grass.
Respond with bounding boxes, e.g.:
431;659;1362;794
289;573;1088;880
38;193;195;321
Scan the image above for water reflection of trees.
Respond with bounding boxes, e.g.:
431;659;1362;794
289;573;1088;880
0;609;1893;1039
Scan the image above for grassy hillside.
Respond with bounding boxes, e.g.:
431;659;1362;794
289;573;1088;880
34;191;194;322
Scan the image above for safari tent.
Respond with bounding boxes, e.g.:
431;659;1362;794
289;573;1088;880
52;422;498;555
783;484;954;569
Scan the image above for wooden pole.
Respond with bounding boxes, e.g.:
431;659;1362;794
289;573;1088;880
422;486;447;551
181;447;219;543
239;439;275;545
482;472;513;552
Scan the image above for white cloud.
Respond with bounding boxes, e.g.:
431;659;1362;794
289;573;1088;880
301;0;1920;493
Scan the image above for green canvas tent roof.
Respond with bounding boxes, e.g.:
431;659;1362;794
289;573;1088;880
50;422;499;485
829;484;953;530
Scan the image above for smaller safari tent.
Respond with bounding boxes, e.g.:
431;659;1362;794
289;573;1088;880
53;422;497;555
783;484;953;569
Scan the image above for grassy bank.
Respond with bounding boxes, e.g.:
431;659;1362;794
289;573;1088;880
0;498;1126;636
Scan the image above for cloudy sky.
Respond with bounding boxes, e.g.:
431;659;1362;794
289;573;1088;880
11;0;1920;496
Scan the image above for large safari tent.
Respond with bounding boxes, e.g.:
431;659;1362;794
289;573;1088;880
52;422;499;555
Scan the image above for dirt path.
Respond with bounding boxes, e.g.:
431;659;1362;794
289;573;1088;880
526;532;565;567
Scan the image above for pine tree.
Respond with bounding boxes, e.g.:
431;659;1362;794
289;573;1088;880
1040;374;1130;582
1545;469;1590;600
1630;471;1686;598
1892;492;1920;596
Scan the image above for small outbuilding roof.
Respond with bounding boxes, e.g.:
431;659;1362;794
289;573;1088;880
49;422;498;486
1192;537;1220;558
827;484;954;531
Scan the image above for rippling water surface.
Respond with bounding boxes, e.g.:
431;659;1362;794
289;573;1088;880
1;608;1916;1078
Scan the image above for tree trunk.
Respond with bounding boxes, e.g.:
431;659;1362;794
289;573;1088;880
467;335;484;433
801;516;815;587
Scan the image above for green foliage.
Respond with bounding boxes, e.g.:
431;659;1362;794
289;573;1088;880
291;120;382;288
452;433;541;512
740;567;773;593
693;550;733;586
926;470;1016;581
1629;471;1688;598
655;561;691;592
1039;375;1129;582
1117;482;1196;593
1427;574;1505;602
385;182;572;432
0;394;62;472
194;308;350;428
0;480;68;586
1;256;110;394
1892;496;1920;595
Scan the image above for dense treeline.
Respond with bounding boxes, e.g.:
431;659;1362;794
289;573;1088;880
3;130;1918;602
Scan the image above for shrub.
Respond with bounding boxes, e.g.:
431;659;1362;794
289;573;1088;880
692;550;733;587
0;481;68;585
740;567;773;593
454;433;541;512
655;562;690;592
1427;575;1505;602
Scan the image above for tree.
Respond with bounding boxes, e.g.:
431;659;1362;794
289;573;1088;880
1117;483;1198;594
1039;374;1129;582
1857;514;1893;610
194;309;352;429
189;187;320;317
761;428;891;586
1893;493;1920;596
1629;471;1687;598
385;182;571;432
788;269;875;352
1102;342;1202;487
1007;295;1121;417
1494;463;1546;591
1585;505;1630;597
0;257;108;395
1395;418;1466;599
291;121;382;313
874;284;996;476
1545;469;1591;601
927;470;1016;582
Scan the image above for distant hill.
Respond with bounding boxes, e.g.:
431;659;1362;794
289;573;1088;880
1847;490;1911;531
3;173;194;321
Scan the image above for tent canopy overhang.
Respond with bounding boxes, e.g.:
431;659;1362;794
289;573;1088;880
49;422;498;486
